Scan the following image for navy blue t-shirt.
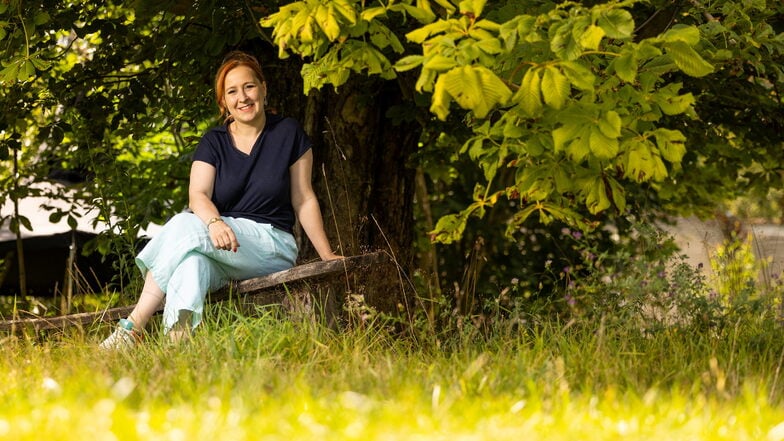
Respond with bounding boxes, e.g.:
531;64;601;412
192;114;311;233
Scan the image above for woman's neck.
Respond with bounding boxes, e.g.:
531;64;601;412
230;113;266;138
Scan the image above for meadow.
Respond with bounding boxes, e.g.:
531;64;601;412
2;294;784;441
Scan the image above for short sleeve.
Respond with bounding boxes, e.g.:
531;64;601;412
288;120;312;166
193;130;221;166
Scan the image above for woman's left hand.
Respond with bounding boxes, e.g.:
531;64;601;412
208;220;239;252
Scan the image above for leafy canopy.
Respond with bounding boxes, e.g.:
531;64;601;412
262;0;783;243
1;0;782;254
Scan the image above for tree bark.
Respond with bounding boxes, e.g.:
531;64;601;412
259;46;419;269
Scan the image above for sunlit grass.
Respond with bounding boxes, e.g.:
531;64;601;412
2;302;784;440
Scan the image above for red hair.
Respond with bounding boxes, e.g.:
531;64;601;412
214;51;266;121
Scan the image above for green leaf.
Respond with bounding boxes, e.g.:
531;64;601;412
589;126;619;159
301;61;332;92
596;9;633;39
660;25;700;45
18;60;35;82
584;177;611;214
34;12;51;26
553;166;573;193
398;3;436;23
0;62;19;84
502;116;524;138
415;67;437;92
369;21;403;52
435;66;512;118
430;211;468;244
18;215;33;232
49;211;65;223
664;41;714;77
607;176;626;213
30;55;51;70
430;73;452;120
653;91;694;115
474;37;502;55
598;111;621;138
405;20;451;43
577;24;605;50
559;61;595;90
566;128;591;163
541;66;569;109
612;50;637;83
423;54;457;71
505;203;539;237
516;168;553;201
515;67;542;117
475;19;501;32
319;4;341;41
652;128;686;163
432;0;457;15
624;139;667;182
552;121;581;153
394;55;425;72
360;6;387;21
459;0;487;16
551;22;581;60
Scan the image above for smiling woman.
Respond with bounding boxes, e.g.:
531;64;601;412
99;51;343;350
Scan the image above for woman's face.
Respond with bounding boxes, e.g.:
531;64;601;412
223;65;266;125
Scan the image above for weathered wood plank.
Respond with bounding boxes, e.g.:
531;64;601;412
0;251;389;333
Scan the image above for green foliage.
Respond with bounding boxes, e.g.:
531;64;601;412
0;0;258;296
709;233;764;305
261;0;784;247
262;0;407;92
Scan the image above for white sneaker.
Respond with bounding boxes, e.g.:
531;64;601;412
99;320;141;350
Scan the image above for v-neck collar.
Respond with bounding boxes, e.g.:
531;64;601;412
220;113;283;157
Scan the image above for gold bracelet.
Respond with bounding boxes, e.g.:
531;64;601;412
207;217;224;228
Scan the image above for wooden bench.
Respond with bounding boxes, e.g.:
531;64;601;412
0;251;393;334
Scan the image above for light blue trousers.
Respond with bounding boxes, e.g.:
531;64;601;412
135;212;298;332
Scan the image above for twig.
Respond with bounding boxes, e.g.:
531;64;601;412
688;0;717;22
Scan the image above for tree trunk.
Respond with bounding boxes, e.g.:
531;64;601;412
260;49;419;268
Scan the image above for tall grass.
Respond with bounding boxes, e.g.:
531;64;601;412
2;295;784;440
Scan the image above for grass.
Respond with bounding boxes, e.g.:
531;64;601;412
2;299;784;441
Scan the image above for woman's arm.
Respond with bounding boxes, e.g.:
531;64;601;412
290;150;342;261
189;160;238;252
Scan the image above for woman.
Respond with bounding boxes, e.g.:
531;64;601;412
100;51;341;349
